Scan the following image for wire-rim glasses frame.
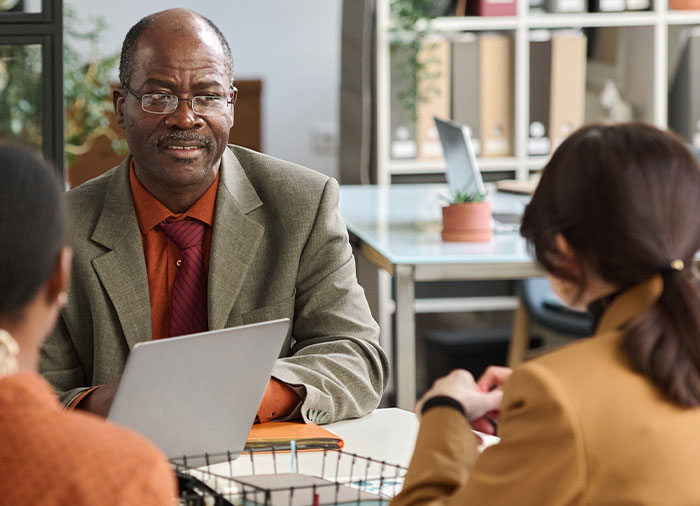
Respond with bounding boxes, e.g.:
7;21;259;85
120;81;237;117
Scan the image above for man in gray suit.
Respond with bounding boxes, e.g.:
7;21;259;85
39;8;388;425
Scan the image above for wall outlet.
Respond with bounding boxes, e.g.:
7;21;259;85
310;124;338;156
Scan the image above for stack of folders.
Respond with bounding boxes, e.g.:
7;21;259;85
389;30;588;162
390;33;516;162
245;422;344;451
669;27;700;150
416;34;452;161
451;0;649;15
537;0;650;12
528;30;587;156
452;32;514;159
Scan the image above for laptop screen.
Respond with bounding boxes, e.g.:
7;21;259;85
434;116;486;197
107;318;290;463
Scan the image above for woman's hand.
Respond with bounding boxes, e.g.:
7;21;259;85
477;365;512;392
471;366;512;434
415;369;504;423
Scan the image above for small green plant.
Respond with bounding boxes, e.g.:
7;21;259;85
389;0;442;122
443;187;489;205
63;5;127;167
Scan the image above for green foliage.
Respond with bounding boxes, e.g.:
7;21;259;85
0;44;43;151
0;4;127;166
389;0;441;122
63;5;127;166
443;187;488;204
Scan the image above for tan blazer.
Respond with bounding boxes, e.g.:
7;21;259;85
39;146;388;424
393;276;700;505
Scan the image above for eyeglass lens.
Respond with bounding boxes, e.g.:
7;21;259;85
141;94;229;116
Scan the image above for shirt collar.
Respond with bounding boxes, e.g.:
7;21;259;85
129;158;219;232
587;288;625;331
596;276;664;334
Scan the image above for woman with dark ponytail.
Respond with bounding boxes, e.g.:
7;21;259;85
0;145;175;504
392;123;700;506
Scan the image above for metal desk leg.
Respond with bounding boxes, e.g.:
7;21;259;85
394;264;416;410
507;298;531;367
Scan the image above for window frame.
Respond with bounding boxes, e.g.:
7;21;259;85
0;0;64;178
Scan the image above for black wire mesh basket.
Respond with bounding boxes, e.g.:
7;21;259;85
172;447;407;506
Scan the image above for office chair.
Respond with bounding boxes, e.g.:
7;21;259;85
508;277;593;366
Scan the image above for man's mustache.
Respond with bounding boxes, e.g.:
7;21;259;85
156;131;212;149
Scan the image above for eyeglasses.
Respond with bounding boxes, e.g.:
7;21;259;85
121;82;236;117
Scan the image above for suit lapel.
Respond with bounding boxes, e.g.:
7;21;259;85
208;148;264;330
91;157;153;349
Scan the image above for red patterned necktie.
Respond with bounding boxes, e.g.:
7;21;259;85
157;219;208;337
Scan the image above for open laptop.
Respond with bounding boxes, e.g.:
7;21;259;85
434;116;525;231
107;318;290;463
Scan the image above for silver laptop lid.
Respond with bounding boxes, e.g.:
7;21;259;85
434;116;486;196
107;318;290;462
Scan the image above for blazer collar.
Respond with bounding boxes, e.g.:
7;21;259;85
89;148;266;343
92;156;137;249
596;275;664;334
90;155;152;349
91;148;263;248
218;146;263;213
207;147;264;330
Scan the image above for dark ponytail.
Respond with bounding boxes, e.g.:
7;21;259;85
521;122;700;406
622;270;700;406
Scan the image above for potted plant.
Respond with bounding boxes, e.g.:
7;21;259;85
63;7;128;174
441;187;493;242
389;0;453;122
0;5;127;179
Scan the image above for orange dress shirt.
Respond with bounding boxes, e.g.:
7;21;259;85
1;372;176;505
75;162;299;422
128;161;217;341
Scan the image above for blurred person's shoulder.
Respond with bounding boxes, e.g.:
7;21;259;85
55;406;176;504
0;372;175;505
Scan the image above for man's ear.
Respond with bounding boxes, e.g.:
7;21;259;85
228;86;238;128
113;88;126;129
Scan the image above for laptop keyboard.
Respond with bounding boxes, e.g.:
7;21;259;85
492;212;522;225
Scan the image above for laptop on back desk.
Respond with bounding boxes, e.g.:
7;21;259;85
434;116;524;231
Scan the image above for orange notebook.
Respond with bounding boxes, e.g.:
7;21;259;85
245;421;344;451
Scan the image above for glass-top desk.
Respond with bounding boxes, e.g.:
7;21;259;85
339;184;542;410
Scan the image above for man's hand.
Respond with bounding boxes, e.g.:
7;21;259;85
77;375;121;417
471;366;512;435
415;369;503;423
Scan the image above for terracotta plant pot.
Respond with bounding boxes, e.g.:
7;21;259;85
441;201;493;242
669;0;700;8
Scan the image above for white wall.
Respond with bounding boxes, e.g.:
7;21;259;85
67;0;342;178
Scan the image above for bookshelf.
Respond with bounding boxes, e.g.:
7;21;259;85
375;0;700;185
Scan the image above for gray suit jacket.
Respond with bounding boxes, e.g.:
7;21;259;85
40;146;388;424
